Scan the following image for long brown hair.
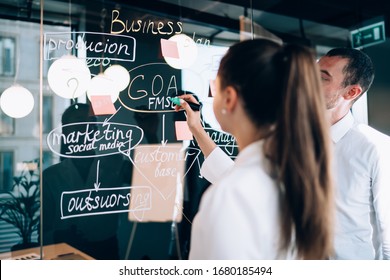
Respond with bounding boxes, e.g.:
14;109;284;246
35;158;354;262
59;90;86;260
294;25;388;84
218;39;334;259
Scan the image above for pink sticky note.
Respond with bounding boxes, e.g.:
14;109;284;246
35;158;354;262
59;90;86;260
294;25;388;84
90;95;116;115
175;121;193;141
161;39;180;59
209;79;217;97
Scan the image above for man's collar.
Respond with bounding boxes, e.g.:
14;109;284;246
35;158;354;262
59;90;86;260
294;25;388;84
331;111;354;143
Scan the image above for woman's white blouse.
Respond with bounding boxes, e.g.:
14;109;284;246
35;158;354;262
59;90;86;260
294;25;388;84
189;140;290;259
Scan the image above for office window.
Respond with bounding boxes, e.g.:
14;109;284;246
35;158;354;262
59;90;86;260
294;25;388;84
43;95;53;134
0;109;14;135
43;37;69;79
42;151;54;171
0;151;14;192
0;37;15;77
42;42;54;79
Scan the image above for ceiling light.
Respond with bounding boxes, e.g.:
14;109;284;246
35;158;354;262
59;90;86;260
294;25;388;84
104;64;130;92
163;34;198;69
0;85;34;118
47;55;91;99
87;73;119;103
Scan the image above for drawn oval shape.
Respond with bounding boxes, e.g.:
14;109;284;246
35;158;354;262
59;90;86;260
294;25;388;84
47;122;144;158
118;62;181;113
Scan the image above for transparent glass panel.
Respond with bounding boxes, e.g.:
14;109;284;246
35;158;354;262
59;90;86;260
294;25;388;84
0;0;262;261
39;0;240;260
3;0;376;261
42;95;53;134
0;151;14;192
0;17;41;256
0;109;14;135
0;37;16;77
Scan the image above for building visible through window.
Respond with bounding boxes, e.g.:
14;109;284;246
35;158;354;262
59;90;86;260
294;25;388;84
0;110;14;135
43;95;53;134
0;37;15;77
0;151;13;192
42;151;53;171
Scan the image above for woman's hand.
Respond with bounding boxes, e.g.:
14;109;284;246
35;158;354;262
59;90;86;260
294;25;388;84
174;94;217;157
174;94;203;135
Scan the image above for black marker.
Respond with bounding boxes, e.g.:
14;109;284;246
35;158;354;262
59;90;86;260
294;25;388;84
169;97;202;111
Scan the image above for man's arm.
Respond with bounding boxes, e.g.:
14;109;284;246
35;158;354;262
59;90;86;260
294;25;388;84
371;137;390;259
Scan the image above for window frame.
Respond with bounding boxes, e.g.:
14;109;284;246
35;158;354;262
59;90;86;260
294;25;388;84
0;150;14;193
0;36;16;77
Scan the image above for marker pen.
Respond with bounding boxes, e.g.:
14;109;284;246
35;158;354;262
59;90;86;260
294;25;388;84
169;97;202;111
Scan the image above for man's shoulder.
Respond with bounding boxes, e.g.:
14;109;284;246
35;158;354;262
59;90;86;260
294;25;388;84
43;160;66;173
342;123;390;158
352;123;390;144
42;160;71;181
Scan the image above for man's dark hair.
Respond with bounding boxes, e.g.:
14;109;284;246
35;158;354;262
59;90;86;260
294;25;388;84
326;48;375;94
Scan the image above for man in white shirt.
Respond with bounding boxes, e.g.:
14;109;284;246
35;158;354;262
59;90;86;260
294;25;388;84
318;48;390;259
180;47;390;259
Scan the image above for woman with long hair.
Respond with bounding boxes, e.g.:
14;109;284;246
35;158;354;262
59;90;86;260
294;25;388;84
176;39;334;259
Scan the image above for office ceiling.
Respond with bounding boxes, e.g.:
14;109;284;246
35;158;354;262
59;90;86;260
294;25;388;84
0;0;388;48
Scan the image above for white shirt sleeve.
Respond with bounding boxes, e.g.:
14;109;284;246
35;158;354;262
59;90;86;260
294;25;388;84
200;147;234;184
371;138;390;259
190;159;282;259
190;187;263;259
